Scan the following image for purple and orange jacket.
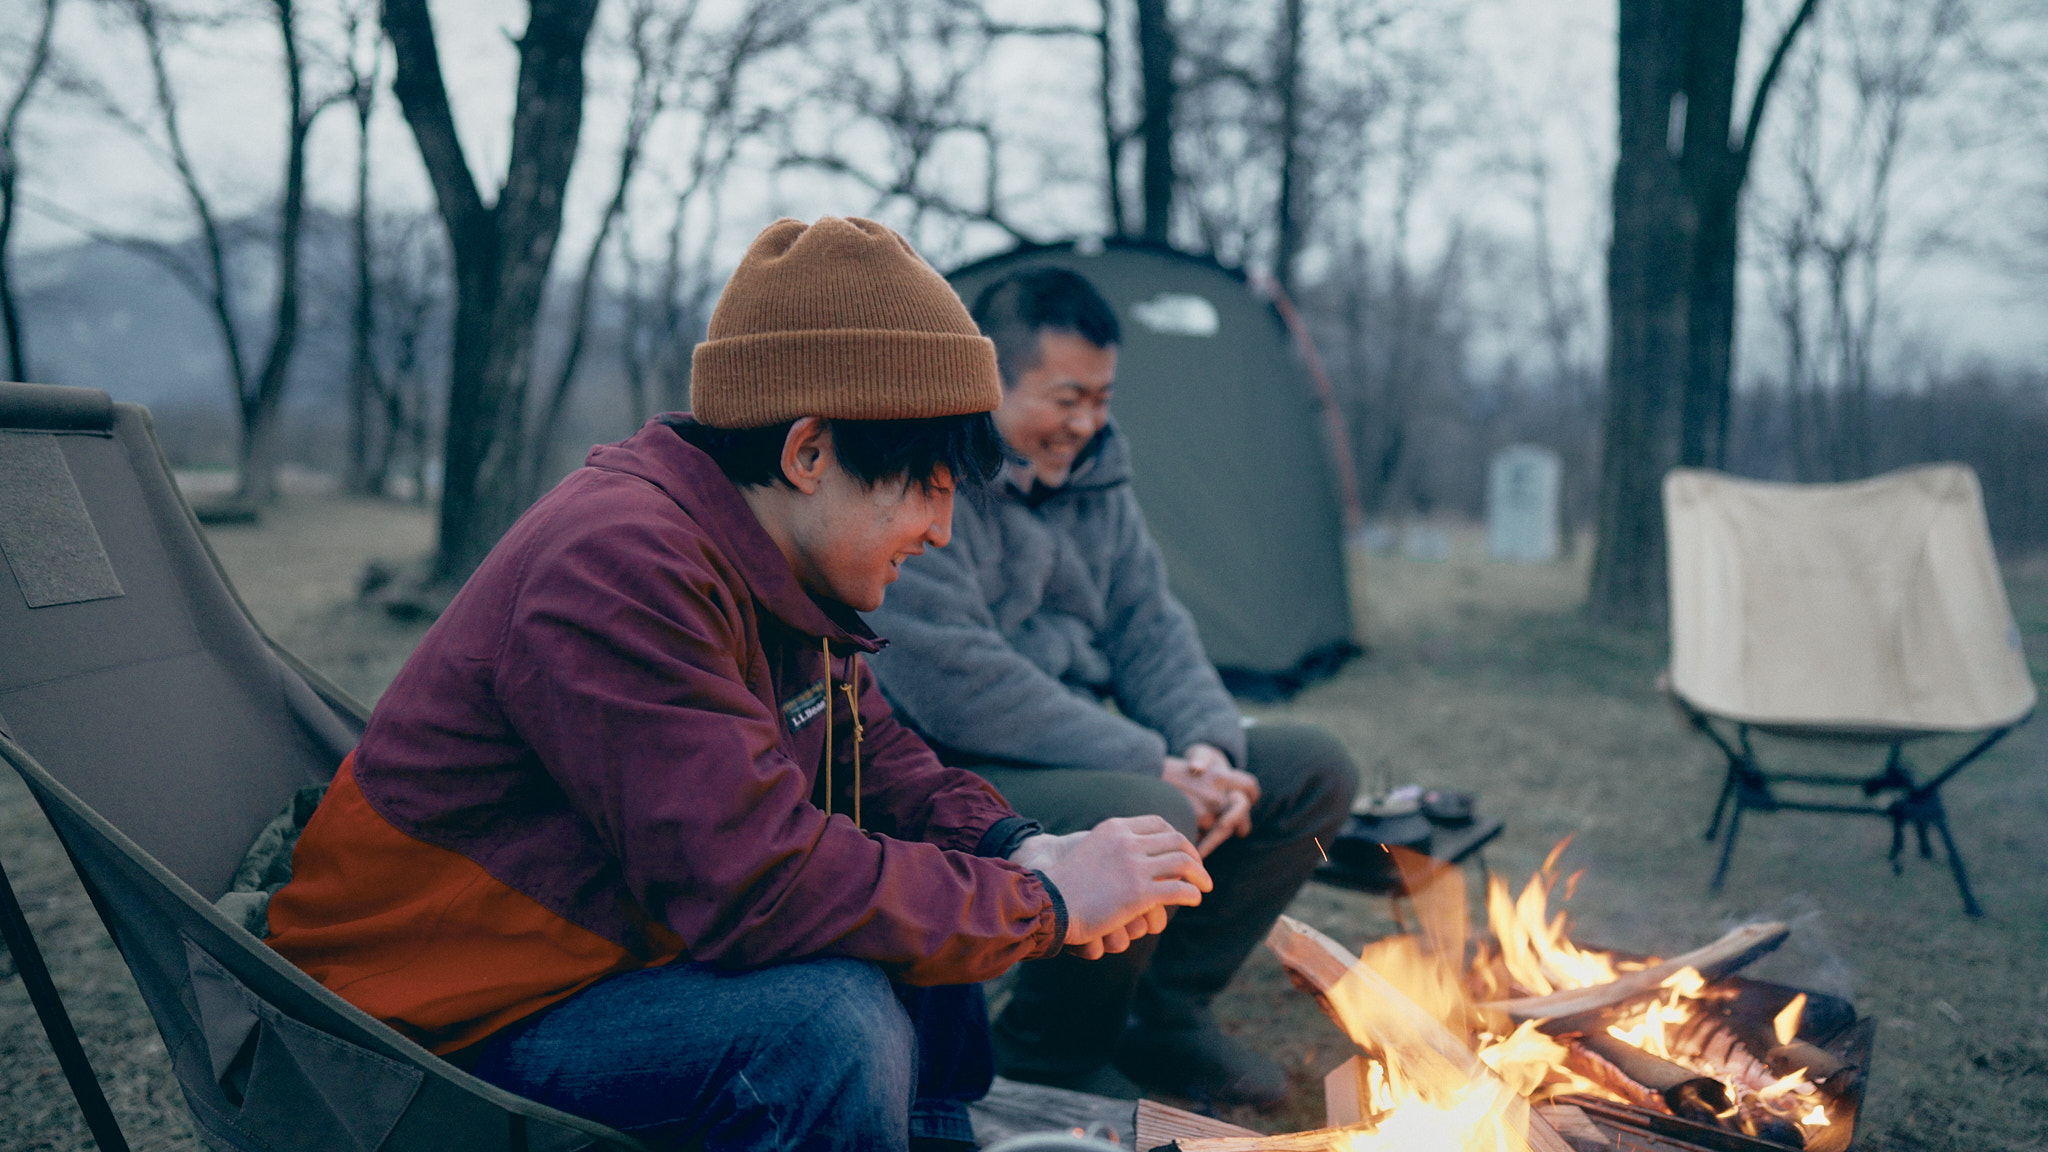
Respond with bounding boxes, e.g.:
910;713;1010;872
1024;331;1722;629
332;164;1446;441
267;418;1064;1054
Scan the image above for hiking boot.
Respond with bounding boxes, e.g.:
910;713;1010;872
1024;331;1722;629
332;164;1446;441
1114;1017;1289;1110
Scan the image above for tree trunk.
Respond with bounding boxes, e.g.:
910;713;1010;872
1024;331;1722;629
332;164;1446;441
1683;190;1738;469
0;158;25;382
1273;0;1304;291
346;71;379;495
1679;0;1820;471
1135;0;1175;244
1676;0;1741;471
1;0;60;383
234;0;314;506
1589;0;1694;627
1097;0;1125;238
384;0;601;586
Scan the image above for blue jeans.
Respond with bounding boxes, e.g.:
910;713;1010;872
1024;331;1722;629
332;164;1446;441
470;958;989;1151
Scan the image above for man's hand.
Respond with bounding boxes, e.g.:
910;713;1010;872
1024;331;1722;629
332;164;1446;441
1162;743;1258;854
1015;818;1211;960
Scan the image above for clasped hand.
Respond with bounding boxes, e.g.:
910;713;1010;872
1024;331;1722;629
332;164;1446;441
1010;817;1211;960
1162;742;1258;855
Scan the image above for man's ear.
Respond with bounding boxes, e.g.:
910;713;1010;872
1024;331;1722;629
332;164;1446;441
779;416;831;494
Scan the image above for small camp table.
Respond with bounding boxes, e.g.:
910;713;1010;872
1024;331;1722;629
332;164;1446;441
1311;815;1504;930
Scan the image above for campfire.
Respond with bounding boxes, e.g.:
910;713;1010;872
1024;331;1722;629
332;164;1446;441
1157;844;1872;1152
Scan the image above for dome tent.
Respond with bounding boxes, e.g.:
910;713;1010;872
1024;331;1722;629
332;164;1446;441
948;240;1358;700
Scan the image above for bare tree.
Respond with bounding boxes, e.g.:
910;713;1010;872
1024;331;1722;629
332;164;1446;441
525;0;814;492
1;0;61;383
778;0;1030;252
381;0;602;585
237;0;321;505
1272;0;1303;289
1097;0;1129;236
1590;0;1820;625
525;0;703;497
342;0;382;494
1750;0;1969;481
1134;0;1174;242
62;0;330;506
365;211;448;502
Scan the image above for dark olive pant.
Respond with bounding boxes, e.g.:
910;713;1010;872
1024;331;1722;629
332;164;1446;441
972;722;1357;1081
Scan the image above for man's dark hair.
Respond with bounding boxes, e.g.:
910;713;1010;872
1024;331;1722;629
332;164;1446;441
672;412;1006;492
969;266;1121;388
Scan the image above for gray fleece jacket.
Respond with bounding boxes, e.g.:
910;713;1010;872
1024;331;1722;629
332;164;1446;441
866;425;1245;775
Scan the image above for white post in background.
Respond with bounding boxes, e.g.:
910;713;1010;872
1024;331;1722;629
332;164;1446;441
1487;445;1562;563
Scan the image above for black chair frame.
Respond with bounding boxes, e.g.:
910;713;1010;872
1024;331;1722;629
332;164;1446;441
1679;700;2029;918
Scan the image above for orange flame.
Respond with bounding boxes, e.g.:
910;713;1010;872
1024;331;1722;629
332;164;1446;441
1316;841;1832;1144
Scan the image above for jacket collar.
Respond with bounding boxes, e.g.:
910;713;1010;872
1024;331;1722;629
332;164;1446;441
1003;422;1132;505
585;415;882;653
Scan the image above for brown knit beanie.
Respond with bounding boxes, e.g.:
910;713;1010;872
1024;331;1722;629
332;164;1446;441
690;217;1003;428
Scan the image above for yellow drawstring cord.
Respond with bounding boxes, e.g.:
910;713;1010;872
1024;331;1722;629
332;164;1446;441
843;655;864;829
820;636;863;829
822;637;833;820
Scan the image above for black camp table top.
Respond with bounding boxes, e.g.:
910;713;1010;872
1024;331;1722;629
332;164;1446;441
1310;816;1505;896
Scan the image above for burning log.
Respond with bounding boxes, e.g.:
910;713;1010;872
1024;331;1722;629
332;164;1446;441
1534;1105;1614;1152
1563;1030;1810;1149
1666;989;1858;1101
1323;1055;1369;1128
1670;1011;1793;1096
1267;916;1488;1084
1766;1041;1847;1087
1564;1031;1730;1125
1264;916;1576;1152
1482;921;1790;1024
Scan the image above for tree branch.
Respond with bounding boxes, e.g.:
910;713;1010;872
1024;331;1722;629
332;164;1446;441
381;0;488;237
1736;0;1822;175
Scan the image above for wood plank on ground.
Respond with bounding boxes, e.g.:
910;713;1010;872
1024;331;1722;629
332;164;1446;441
969;1076;1136;1145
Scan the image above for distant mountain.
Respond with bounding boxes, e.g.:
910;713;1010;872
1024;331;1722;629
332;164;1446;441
13;208;671;476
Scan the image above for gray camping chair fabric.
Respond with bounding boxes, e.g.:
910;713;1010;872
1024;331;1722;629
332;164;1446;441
1662;465;2037;916
0;381;638;1152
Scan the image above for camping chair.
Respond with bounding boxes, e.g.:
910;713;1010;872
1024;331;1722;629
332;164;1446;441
1663;465;2037;917
0;381;639;1151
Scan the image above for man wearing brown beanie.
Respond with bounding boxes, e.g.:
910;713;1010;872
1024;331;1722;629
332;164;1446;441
267;218;1211;1152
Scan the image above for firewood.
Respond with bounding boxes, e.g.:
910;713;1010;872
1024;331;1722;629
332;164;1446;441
1172;1130;1374;1151
1766;1040;1848;1086
1267;916;1483;1084
1134;1097;1259;1149
1172;1116;1581;1152
1535;1104;1614;1152
1263;916;1576;1152
1323;1055;1368;1128
1481;922;1790;1022
1566;1031;1730;1124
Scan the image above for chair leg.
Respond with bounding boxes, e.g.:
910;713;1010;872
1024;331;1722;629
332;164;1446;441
1930;812;1985;918
1898;785;1985;918
1709;801;1745;895
0;855;133;1152
1705;766;1737;842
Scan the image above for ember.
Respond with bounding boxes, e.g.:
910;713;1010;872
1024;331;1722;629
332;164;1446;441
1189;844;1872;1152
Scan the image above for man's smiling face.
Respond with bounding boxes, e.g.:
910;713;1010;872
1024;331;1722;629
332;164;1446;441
993;330;1118;488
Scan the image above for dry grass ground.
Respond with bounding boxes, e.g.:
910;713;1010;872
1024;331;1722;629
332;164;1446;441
4;495;2044;1151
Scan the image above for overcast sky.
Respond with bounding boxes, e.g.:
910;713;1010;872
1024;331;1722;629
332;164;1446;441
8;0;2045;373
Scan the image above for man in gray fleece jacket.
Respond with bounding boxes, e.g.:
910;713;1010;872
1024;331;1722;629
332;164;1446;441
866;266;1357;1108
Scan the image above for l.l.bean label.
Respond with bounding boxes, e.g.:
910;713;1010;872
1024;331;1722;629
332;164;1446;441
782;679;829;732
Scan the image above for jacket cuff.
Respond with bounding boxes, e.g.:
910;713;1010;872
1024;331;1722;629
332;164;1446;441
974;815;1044;859
1029;869;1068;959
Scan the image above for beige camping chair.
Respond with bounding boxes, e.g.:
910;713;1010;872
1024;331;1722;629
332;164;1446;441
1664;464;2036;916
